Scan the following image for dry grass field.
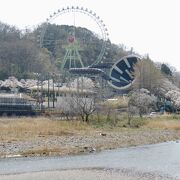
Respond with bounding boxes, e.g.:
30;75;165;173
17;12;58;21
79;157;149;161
0;117;94;142
144;115;180;130
100;96;129;109
0;115;180;158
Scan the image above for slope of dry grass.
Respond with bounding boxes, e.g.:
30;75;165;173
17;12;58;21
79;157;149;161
145;115;180;130
0;115;180;158
0;117;94;142
1;115;180;142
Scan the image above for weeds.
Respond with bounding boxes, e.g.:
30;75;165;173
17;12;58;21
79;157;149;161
100;96;129;109
0;117;94;142
145;119;180;130
0;114;180;158
0;114;180;143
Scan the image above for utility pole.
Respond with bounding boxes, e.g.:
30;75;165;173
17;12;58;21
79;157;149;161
52;73;55;108
48;74;50;108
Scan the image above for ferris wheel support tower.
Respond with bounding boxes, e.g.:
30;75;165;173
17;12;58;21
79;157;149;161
39;6;109;71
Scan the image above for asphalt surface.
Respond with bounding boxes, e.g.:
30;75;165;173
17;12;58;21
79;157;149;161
0;141;180;180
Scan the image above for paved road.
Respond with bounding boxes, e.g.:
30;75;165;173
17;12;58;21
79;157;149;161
0;141;180;180
0;169;151;180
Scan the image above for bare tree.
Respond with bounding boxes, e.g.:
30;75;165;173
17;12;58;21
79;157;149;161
173;71;180;88
127;104;139;125
132;58;164;94
72;94;96;123
58;91;96;122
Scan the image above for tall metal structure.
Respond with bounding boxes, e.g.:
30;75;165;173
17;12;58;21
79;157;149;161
39;6;140;93
39;6;109;71
60;35;83;70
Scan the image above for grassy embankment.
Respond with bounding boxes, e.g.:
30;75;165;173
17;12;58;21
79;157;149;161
0;96;180;157
0;114;180;157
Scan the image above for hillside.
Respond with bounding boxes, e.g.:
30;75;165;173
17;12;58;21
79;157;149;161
0;21;133;79
38;24;132;68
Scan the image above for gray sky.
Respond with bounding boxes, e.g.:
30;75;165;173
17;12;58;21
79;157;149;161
0;0;180;70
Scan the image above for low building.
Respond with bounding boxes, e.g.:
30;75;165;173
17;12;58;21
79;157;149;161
0;93;37;116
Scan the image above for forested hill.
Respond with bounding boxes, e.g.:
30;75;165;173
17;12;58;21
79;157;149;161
38;24;133;68
0;21;134;79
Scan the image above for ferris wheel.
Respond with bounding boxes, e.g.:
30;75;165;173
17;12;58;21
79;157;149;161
39;6;109;71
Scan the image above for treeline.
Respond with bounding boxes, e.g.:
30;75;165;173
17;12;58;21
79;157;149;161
0;22;55;79
0;21;132;80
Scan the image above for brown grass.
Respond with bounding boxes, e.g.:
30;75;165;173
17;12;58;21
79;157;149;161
0;115;180;143
0;115;180;158
145;120;180;130
0;117;94;142
21;146;83;157
100;96;128;108
144;115;180;130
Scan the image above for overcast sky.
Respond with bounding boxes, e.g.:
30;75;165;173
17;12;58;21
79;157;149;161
0;0;180;70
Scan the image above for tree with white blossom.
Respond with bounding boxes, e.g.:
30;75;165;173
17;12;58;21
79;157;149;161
128;88;157;118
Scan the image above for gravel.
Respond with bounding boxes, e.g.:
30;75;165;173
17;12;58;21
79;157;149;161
0;129;180;157
0;129;180;180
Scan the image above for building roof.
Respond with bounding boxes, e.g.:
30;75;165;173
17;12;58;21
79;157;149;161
0;93;36;101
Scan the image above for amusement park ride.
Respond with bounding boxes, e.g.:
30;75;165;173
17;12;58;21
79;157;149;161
39;6;140;91
0;6;141;116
